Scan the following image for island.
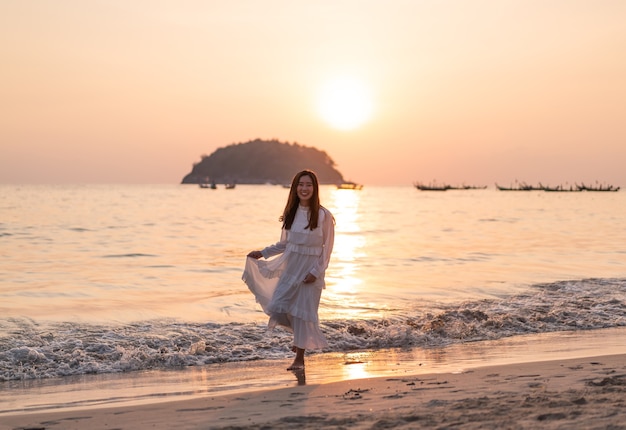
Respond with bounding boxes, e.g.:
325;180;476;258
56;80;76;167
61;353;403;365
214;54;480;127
181;139;347;186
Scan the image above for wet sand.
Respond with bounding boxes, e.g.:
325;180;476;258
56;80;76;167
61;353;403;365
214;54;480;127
2;354;625;429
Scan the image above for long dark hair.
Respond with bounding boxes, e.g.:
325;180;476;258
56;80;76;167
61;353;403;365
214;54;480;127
280;170;320;230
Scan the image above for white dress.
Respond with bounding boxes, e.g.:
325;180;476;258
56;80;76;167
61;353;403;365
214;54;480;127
243;205;334;350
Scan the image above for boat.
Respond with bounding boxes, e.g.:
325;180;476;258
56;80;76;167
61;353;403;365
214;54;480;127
449;184;487;190
225;183;236;189
414;182;450;191
543;184;581;192
198;176;217;189
337;182;363;190
495;182;544;191
414;180;486;191
576;183;620;192
199;181;217;189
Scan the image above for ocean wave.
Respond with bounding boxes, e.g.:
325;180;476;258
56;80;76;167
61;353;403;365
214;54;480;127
1;278;624;381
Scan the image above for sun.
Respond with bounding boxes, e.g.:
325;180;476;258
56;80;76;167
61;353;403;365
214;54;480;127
316;77;374;131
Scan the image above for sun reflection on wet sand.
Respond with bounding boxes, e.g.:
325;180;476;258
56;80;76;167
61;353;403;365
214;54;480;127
340;351;376;381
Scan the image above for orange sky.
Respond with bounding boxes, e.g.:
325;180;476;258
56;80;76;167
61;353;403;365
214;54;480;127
1;1;625;186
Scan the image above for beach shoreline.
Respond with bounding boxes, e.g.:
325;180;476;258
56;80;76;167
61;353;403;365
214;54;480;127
2;328;626;429
2;353;625;430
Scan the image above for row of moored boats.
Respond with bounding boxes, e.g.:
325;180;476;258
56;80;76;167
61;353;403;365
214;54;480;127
414;181;620;192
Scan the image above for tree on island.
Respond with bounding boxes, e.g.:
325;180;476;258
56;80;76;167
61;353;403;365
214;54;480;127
181;139;346;185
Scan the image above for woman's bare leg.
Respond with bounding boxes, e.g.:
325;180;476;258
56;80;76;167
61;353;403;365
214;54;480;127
287;347;305;370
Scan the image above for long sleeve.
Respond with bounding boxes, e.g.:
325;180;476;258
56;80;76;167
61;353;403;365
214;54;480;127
261;228;287;258
309;208;334;280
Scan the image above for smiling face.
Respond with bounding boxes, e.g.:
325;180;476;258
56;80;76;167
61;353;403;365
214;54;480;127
296;174;314;206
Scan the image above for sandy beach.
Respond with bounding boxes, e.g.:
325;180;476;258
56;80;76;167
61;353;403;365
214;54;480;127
2;351;625;430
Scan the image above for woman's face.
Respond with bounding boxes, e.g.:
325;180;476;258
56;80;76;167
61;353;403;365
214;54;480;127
296;175;314;205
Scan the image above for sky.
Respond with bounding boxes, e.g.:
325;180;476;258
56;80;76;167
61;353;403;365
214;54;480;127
1;0;625;186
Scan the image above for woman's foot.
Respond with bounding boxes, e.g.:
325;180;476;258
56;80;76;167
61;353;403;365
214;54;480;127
287;361;304;371
287;346;305;370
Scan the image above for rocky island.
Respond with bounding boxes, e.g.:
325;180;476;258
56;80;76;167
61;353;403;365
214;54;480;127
181;139;346;185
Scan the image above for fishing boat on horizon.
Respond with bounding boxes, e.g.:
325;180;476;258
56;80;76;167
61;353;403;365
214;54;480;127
414;181;486;191
337;182;363;190
495;182;544;191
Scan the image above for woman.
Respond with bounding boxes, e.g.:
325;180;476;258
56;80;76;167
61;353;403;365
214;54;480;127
243;170;335;370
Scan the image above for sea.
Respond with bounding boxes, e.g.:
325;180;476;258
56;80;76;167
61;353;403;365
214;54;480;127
1;184;626;413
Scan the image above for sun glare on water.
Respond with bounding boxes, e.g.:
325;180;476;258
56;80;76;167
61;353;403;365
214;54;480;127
316;77;374;131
